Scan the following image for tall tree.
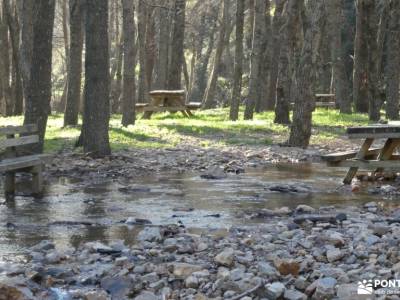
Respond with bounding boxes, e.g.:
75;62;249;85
244;0;267;119
288;0;323;148
229;0;245;121
386;0;400;120
168;0;186;90
121;0;136;126
327;0;352;113
203;0;229;109
81;0;111;156
23;0;55;153
268;0;286;115
353;0;369;113
0;0;11;116
64;0;84;126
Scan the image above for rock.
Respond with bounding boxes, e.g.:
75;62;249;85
392;262;400;273
171;263;203;278
326;248;344;262
85;290;110;300
365;235;380;246
370;224;390;237
283;289;307;300
294;276;308;291
0;277;34;300
324;231;345;247
311;277;337;300
125;217;152;225
185;276;199;288
215;248;235;267
364;201;377;212
100;276;133;299
295;205;316;214
274;259;300;276
258;262;277;277
31;240;55;252
265;282;286;299
137;227;162;242
335;284;358;300
196;242;208;252
134;291;158;300
267;184;312;194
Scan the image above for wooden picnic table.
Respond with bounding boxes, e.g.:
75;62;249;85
137;90;201;119
322;124;400;184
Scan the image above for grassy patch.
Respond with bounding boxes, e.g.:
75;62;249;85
0;107;370;153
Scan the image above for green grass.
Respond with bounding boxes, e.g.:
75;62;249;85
0;108;370;153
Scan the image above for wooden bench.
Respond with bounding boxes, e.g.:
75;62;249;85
0;124;51;199
315;94;335;108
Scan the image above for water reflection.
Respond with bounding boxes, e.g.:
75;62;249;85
0;163;399;259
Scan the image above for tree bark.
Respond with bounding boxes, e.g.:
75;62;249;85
81;0;111;157
327;0;352;113
138;0;149;102
0;0;11;116
168;0;186;90
244;0;267;119
121;0;136;127
64;0;84;126
288;0;323;148
386;0;400;120
23;0;55;153
229;0;245;121
353;0;369;113
268;0;286;115
203;0;229;109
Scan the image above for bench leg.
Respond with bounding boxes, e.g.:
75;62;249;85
4;172;15;201
375;138;400;174
185;110;194;117
343;138;374;184
142;111;153;119
31;165;43;197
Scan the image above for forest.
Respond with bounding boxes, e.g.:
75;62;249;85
2;0;400;299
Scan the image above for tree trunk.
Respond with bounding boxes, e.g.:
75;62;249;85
268;0;286;115
137;0;149;102
145;6;156;92
60;0;69;112
23;0;55;153
244;0;267;119
203;0;229;109
0;0;11;116
17;0;35;107
64;0;84;126
274;0;291;125
168;0;186;90
229;0;245;121
81;0;111;157
327;0;352;113
353;0;369;113
386;0;400;120
121;0;136;127
288;0;323;148
154;0;171;90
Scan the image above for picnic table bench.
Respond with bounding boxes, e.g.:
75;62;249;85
0;124;51;199
136;90;201;119
322;124;400;184
290;94;335;109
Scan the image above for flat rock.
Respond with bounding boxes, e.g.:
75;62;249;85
137;227;162;242
215;248;235;267
171;263;203;278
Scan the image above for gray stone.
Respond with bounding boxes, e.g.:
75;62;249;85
365;235;380;246
85;290;110;300
100;276;133;299
326;248;344;262
215;248;235;267
258;262;277;277
265;282;286;299
134;291;158;300
283;289;307;300
185;276;199;288
295;205;315;214
171;263;203;278
312;277;337;300
335;284;357;300
137;227;162;242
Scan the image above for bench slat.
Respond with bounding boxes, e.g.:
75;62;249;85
0;135;39;149
0;154;51;172
327;159;400;169
143;106;187;112
321;148;381;162
0;124;37;135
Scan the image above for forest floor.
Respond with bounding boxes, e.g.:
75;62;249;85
2;108;370;179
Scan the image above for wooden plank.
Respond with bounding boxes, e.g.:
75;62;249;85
321;148;381;162
0;154;51;172
0;124;37;135
186;102;202;109
343;138;373;184
149;90;185;95
0;135;39;149
315;102;335;107
347;125;400;139
328;159;400;169
143;106;187;112
376;138;400;173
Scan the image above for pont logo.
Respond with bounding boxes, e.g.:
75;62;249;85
357;280;373;295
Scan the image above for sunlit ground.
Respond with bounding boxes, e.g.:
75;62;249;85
0;107;370;153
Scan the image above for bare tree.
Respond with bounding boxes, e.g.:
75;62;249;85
229;0;244;121
64;0;84;126
23;0;55;153
121;0;136;126
81;0;111;156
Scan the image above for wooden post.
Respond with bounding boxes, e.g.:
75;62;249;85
31;164;43;196
4;172;15;200
343;138;374;184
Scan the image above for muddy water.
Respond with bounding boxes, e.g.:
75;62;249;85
0;163;398;259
